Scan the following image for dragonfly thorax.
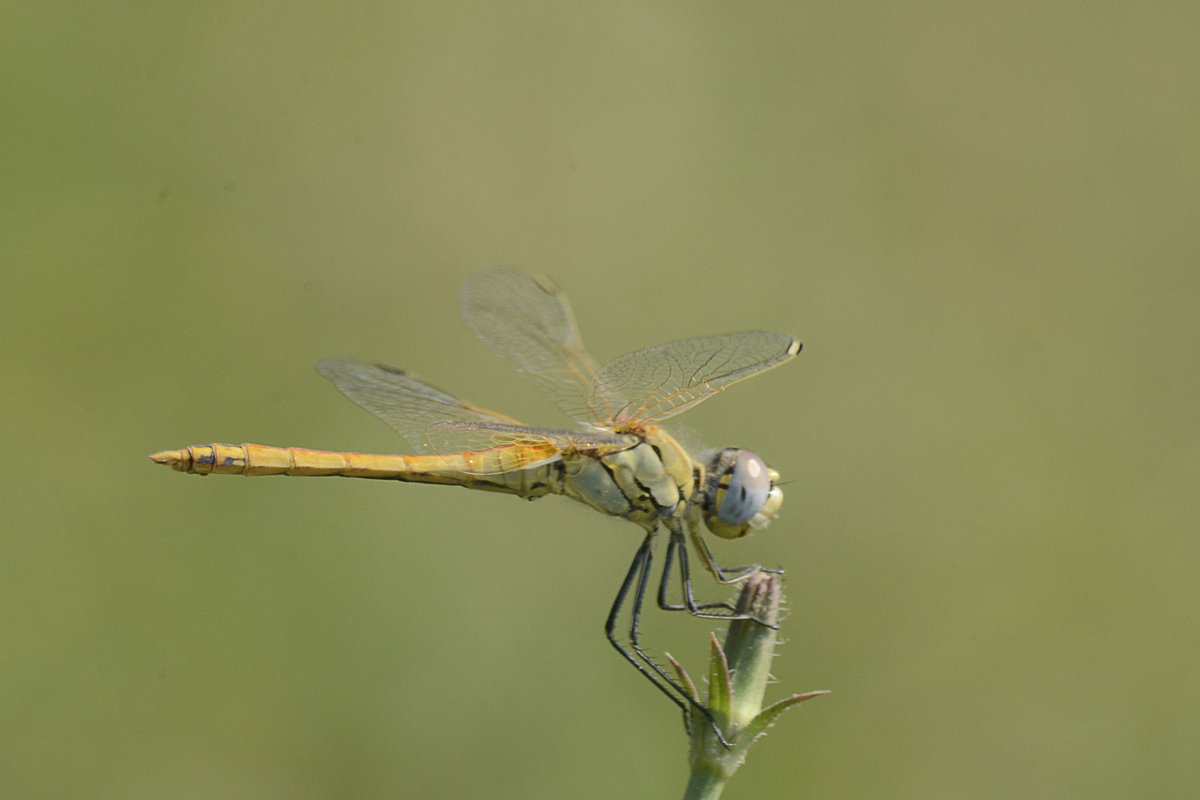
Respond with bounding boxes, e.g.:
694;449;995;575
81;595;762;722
701;448;783;539
559;427;696;528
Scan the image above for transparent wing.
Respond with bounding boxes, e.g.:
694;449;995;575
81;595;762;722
457;269;799;429
591;331;801;428
423;421;635;459
316;358;530;454
458;267;609;424
316;358;634;461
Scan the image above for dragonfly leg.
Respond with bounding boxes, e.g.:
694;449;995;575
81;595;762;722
690;527;783;584
677;527;782;630
656;531;741;617
662;532;782;618
605;531;732;746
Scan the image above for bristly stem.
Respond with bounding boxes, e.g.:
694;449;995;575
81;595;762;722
670;572;828;800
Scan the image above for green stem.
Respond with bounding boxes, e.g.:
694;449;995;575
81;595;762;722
682;764;728;800
670;572;828;799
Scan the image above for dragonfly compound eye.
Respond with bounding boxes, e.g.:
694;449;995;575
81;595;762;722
719;449;771;524
704;449;782;539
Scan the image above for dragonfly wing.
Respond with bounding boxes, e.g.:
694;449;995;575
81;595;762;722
458;267;609;424
423;421;635;473
591;331;801;427
315;359;527;454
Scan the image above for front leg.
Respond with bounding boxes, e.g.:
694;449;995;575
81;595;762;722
656;528;740;617
687;523;781;584
657;520;778;629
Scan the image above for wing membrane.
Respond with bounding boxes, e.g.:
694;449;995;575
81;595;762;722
458;267;608;424
591;331;801;427
424;421;634;458
316;359;528;454
316;359;635;465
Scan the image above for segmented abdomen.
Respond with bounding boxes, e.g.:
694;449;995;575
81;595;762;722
150;443;561;496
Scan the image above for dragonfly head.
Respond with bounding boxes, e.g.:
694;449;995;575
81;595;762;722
702;448;784;539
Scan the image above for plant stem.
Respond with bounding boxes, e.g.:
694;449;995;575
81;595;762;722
671;572;828;800
682;764;727;800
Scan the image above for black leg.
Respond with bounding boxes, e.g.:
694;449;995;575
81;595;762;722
657;530;741;616
690;532;779;584
605;533;685;710
605;532;732;746
657;528;782;631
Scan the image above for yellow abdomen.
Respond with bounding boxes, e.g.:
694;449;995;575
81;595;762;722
150;442;562;496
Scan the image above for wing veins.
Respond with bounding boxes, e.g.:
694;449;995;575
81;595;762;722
592;331;801;426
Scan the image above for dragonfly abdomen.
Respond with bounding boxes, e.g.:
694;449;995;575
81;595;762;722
149;443;562;496
150;443;414;477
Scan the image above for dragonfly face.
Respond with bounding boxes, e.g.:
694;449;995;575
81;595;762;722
150;267;801;723
701;448;785;539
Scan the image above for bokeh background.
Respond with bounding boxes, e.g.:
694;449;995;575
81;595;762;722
4;3;1197;798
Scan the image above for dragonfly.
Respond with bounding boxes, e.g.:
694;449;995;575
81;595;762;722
151;267;801;724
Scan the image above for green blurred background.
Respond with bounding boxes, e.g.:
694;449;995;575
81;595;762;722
4;2;1197;798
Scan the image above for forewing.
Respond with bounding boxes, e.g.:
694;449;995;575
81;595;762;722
591;331;801;427
458;267;608;424
316;358;528;454
423;421;635;473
